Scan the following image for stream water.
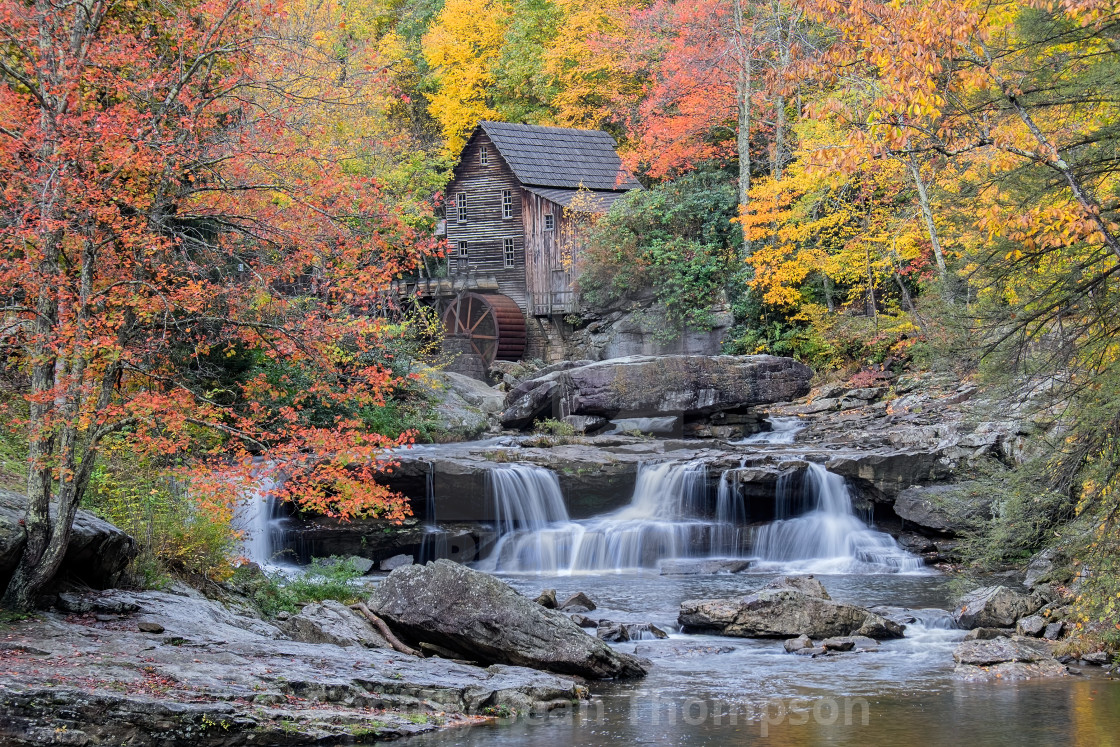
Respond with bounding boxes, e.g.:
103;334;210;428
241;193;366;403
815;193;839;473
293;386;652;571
232;443;1120;745
420;457;1120;746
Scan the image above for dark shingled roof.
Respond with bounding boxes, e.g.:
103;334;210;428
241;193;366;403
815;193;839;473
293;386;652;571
478;121;642;191
522;187;629;213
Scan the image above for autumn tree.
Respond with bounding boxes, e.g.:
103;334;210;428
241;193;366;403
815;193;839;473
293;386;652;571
0;0;432;609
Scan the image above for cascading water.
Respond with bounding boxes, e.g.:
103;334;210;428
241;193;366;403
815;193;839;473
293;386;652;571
477;461;744;574
231;471;283;567
735;416;805;445
751;463;924;573
418;461;449;563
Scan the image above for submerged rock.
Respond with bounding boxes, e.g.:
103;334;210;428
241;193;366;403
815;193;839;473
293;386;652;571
632;641;736;658
679;578;903;640
596;621;668;643
368;560;649;679
659;559;753;575
783;634;813;653
953;586;1044;629
763;575;830;599
500;355;813;430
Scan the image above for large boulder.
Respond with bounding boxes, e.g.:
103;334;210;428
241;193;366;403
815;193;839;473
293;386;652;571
953;635;1067;681
0;490;137;589
893;483;990;534
367;560;648;679
953;586;1044;629
500;355;813;430
678;580;904;640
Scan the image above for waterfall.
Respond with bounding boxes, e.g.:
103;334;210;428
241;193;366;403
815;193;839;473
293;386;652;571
735;416;805;445
419;461;449;563
478;461;744;574
232;471;283;567
751;463;924;573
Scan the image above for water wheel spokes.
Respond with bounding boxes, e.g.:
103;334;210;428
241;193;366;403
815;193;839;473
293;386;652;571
443;292;526;366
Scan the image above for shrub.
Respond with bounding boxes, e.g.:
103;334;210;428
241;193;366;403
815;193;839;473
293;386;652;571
229;557;367;617
83;438;236;586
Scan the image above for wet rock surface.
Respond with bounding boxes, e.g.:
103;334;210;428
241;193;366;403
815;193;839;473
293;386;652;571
0;585;586;746
368;560;649;679
953;636;1068;681
678;577;904;640
953;586;1044;629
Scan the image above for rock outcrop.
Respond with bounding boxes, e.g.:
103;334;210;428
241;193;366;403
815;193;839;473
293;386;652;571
678;576;904;639
0;585;585;746
953;586;1044;629
0;490;137;589
285;600;390;649
368;560;649;679
500;355;813;430
893;483;991;535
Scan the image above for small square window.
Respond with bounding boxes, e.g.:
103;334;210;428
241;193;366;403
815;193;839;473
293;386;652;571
504;238;515;267
480;147;489;166
457;241;468;257
502;190;513;219
543;212;554;231
456;193;467;223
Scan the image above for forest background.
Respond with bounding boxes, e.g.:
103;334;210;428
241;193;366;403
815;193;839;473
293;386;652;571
1;0;1119;643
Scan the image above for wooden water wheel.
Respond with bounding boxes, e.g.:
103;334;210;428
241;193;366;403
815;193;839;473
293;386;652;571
442;292;526;365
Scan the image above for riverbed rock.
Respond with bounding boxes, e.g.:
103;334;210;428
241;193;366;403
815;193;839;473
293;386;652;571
559;592;597;613
763;575;830;599
500;355;814;430
0;490;137;590
1016;615;1046;637
286;600;390;649
964;627;1015;640
1043;622;1065;640
535;589;558;609
784;634;813;653
0;587;586;745
368;560;648;679
678;585;904;640
632;641;736;659
659;558;753;575
953;586;1044;629
953;635;1067;681
380;553;414;571
596;622;668;643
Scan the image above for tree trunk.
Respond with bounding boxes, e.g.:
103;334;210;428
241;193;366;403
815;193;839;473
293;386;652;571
906;156;949;289
734;0;752;255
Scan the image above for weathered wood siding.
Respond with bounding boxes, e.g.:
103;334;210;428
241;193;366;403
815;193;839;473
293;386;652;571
523;193;581;315
444;133;527;308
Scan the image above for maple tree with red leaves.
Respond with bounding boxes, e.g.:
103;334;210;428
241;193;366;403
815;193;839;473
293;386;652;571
0;0;434;609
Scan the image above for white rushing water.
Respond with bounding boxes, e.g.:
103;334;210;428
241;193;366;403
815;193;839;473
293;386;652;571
751;463;925;573
734;416;805;445
474;460;924;575
478;461;741;574
231;471;284;567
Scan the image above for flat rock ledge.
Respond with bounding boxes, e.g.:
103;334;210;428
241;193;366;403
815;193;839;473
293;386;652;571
369;560;649;679
678;576;904;639
0;585;586;746
952;636;1068;681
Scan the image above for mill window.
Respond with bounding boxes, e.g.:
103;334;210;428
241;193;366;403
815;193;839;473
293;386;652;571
456;193;467;223
543;212;554;231
502;190;513;219
504;238;515;267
